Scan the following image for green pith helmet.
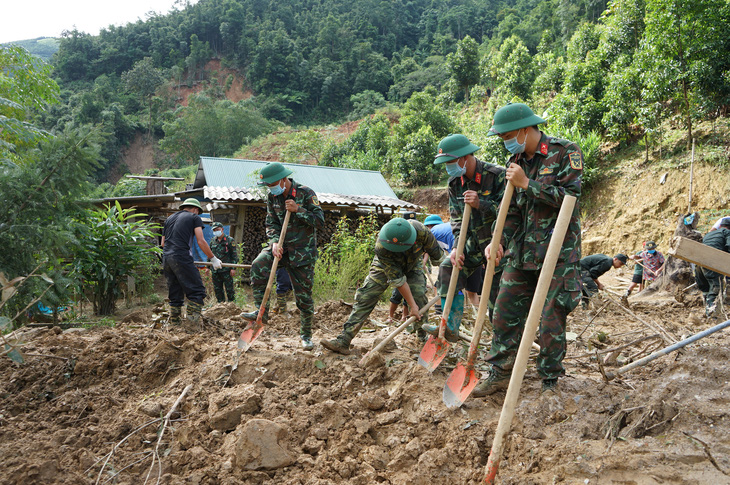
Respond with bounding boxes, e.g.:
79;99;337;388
378;218;417;252
180;198;203;211
434;134;481;164
487;102;546;136
257;162;293;185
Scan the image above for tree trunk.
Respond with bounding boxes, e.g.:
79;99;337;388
648;213;703;296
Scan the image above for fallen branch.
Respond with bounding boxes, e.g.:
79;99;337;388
683;431;730;476
577;300;611;338
145;384;192;484
566;334;659;361
601;290;677;345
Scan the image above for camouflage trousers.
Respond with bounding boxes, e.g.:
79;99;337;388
342;266;428;339
438;252;502;317
695;265;722;314
212;270;235;302
250;248;315;339
486;263;581;380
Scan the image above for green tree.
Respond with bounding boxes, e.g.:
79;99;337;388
160;94;276;163
0;45;59;157
71;202;161;315
280;130;325;164
447;35;480;103
640;0;729;147
121;57;167;136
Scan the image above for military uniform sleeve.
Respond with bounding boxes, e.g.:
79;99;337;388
296;188;325;229
525;142;582;208
265;195;283;243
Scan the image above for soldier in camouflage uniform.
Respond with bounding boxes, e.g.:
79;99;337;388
241;162;325;351
421;134;506;343
474;103;583;396
321;218;444;354
209;222;238;303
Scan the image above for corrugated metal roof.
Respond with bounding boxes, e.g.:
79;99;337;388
195;157;398;198
203;186;419;210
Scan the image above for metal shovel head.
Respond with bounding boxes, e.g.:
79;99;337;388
443;363;478;408
417;335;451;372
237;322;264;353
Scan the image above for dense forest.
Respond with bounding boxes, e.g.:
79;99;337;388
1;0;729;319
5;0;730;186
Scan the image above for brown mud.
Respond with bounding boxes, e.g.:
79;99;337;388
2;283;730;484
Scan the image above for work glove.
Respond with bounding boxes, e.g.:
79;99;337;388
210;256;223;270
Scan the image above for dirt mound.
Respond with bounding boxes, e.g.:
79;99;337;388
2;293;730;484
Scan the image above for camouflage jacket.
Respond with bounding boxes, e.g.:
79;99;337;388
448;158;507;257
266;179;325;267
501;131;582;270
371;220;444;287
210;234;238;272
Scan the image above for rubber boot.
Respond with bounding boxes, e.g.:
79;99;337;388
169;306;182;326
421;292;463;343
241;308;268;324
273;291;290;314
186;300;204;325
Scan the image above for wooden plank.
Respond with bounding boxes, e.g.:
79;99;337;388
668;236;730;277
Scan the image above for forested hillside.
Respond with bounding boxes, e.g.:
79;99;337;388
4;0;725;192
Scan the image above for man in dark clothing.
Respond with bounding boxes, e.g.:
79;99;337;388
580;253;627;305
242;162;325;351
695;218;730;316
209;222;238;303
162;198;221;327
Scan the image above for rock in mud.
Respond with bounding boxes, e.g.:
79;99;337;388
234;419;296;470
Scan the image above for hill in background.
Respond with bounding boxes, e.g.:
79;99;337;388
3;37;59;61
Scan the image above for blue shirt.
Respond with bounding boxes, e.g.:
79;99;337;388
430;222;455;252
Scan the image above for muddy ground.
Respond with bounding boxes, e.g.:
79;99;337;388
2;273;730;484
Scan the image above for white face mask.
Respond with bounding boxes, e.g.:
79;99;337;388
213;230;223;237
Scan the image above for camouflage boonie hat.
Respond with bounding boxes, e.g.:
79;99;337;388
211;222;224;229
378;218;417;253
488;103;546;136
257;162;293;185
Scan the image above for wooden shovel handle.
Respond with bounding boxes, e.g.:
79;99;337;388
465;182;514;368
258;210;292;318
484;194;577;484
439;204;472;339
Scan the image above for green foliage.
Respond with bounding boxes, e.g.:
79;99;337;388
447;35;480;103
349;90;386;120
546;123;602;189
0;45;59;157
280;130;325;164
313;213;379;302
160;93;276;163
0;126;101;320
2;37;60;62
71;202;161;315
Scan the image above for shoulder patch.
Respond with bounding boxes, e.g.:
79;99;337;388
569;152;583;170
486;165;505;175
475;172;481;184
312;196;320;205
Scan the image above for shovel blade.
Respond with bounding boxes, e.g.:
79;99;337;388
237;322;264;353
417;335;451;372
443;363;478;409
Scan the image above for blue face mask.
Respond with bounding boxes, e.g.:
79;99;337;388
647;249;656;254
268;180;285;196
503;129;526;154
445;159;466;177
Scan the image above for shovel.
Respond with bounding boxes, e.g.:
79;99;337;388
418;205;472;372
359;295;440;366
484;194;576;485
238;210;291;352
443;182;514;408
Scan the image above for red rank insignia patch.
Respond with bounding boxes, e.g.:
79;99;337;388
475;172;481;184
540;143;548;155
291;188;297;196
